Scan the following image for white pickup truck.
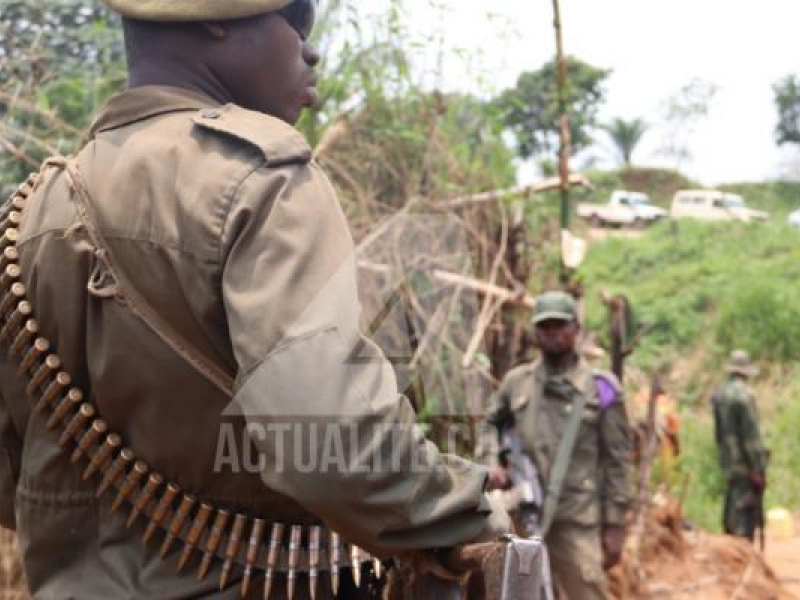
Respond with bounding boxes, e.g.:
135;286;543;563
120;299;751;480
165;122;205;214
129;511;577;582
577;190;667;228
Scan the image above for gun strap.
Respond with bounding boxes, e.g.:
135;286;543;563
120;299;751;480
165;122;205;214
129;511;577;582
537;372;592;537
50;157;235;398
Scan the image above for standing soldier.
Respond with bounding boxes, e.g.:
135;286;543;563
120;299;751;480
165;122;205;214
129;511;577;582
480;291;633;599
712;350;768;542
0;1;509;598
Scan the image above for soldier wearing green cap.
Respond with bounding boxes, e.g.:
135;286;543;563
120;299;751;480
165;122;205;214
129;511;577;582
0;2;510;598
712;350;768;541
478;290;633;599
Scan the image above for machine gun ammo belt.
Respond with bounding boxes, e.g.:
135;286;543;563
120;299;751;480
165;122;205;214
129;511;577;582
0;172;383;599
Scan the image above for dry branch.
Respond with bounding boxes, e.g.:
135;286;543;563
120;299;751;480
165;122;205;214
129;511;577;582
358;262;536;310
439;174;592;210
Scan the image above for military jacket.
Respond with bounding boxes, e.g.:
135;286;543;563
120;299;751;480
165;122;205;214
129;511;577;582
0;86;496;598
712;377;767;480
479;358;632;527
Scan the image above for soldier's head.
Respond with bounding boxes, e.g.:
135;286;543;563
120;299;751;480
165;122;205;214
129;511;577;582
726;349;757;380
107;0;320;124
532;291;580;359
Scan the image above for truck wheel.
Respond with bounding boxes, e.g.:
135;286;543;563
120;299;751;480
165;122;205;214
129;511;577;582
633;217;645;229
590;215;602;228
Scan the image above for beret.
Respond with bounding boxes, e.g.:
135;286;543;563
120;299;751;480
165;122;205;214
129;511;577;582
102;0;293;21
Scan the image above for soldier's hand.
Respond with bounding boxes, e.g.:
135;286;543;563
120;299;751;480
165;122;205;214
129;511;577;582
749;471;766;492
487;467;510;491
602;525;626;570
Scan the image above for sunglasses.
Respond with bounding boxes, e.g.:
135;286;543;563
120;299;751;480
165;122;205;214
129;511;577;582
278;0;316;41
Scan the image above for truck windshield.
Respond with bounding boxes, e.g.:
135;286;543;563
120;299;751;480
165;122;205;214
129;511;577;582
723;196;745;208
629;196;652;205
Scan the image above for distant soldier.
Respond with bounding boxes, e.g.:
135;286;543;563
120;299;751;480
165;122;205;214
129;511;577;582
712;350;768;542
479;291;633;599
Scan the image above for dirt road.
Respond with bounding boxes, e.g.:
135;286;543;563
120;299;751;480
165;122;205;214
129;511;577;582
767;531;800;598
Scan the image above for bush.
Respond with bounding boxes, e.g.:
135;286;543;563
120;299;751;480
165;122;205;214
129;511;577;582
716;283;800;362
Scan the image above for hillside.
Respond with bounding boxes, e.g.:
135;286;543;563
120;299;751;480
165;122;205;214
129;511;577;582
576;213;800;531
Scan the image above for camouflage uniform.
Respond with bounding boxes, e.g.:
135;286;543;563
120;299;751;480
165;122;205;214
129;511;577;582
480;357;633;599
712;352;767;541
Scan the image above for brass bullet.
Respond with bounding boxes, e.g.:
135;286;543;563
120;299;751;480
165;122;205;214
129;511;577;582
10;318;38;359
143;483;180;544
127;472;163;528
47;388;83;430
0;300;32;344
17;337;49;378
262;522;284;600
0;210;21;233
15;181;32;199
198;509;230;581
0;247;18;276
96;447;134;498
350;544;363;588
83;433;121;481
0;228;18;250
162;494;196;560
70;418;107;464
0;282;25;317
177;501;212;571
111;460;149;514
287;525;302;600
309;526;321;600
0;264;20;289
219;513;247;591
3;195;25;213
241;518;265;598
35;371;71;414
329;531;341;597
58;403;95;447
26;354;61;398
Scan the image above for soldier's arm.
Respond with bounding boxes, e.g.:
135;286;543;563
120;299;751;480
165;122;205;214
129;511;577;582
0;391;21;530
735;395;767;474
598;383;633;527
221;160;503;554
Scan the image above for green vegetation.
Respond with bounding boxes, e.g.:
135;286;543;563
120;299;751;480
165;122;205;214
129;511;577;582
577;191;800;528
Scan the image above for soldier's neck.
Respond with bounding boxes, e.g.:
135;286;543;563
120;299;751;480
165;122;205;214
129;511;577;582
127;63;234;107
542;352;578;374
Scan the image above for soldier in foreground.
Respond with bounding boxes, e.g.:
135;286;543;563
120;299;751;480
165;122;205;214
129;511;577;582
480;291;633;599
0;1;509;598
712;350;768;542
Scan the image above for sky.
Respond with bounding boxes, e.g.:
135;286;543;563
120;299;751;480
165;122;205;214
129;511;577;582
402;0;800;186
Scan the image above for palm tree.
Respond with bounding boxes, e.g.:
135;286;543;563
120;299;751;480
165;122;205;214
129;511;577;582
603;118;648;166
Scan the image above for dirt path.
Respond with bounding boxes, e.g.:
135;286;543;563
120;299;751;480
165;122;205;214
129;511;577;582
766;531;800;598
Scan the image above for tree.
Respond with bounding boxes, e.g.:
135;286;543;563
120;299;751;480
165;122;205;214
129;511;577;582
494;56;610;159
0;1;124;186
657;78;718;169
774;74;800;146
603;117;647;167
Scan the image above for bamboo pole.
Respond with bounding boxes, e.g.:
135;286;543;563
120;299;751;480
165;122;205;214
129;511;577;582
552;0;572;284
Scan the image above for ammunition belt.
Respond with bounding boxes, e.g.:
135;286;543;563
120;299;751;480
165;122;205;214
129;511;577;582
1;171;384;599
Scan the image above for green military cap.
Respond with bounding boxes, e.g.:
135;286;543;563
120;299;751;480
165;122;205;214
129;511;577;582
102;0;293;21
532;291;578;324
726;349;758;378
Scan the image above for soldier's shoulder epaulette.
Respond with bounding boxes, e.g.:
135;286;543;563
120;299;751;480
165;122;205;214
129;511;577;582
592;370;622;410
191;104;312;166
